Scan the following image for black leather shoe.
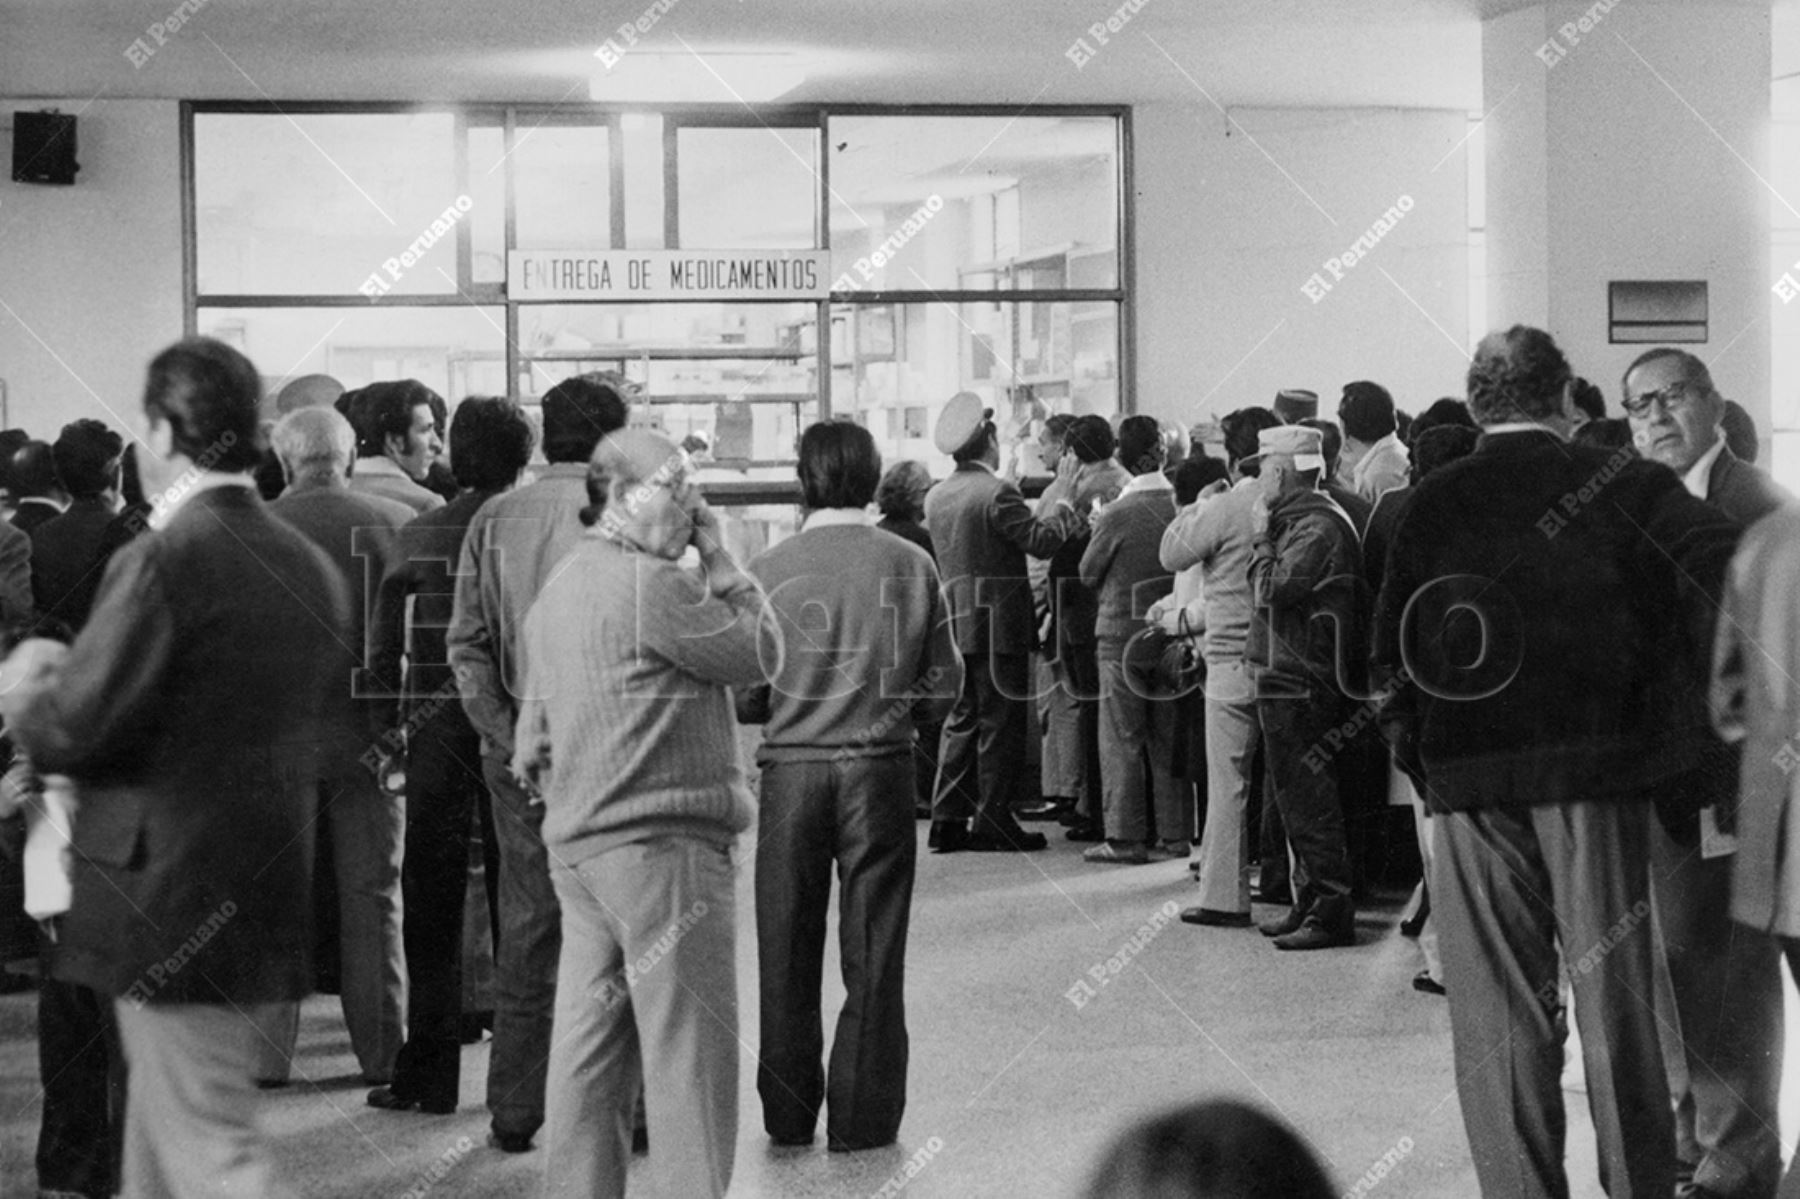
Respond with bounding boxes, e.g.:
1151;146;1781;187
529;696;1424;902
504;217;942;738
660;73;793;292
1273;916;1355;951
368;1086;456;1115
967;823;1048;852
1180;907;1252;927
1258;907;1305;938
1411;971;1446;996
928;819;969;853
1064;821;1105;842
632;1125;650;1154
769;1131;815;1148
488;1129;534;1154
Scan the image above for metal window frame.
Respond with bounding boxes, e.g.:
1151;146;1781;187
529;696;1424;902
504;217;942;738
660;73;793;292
181;100;1133;496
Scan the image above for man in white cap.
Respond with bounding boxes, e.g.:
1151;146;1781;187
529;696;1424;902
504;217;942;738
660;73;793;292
1245;423;1361;950
925;392;1082;852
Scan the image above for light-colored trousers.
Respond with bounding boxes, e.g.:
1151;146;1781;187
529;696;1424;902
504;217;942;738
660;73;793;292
544;835;739;1199
256;763;406;1084
1436;801;1673;1199
116;1000;294;1199
1194;658;1255;913
1038;655;1085;801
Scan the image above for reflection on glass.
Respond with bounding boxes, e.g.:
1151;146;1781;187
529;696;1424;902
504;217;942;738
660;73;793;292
196;112;459;296
196;306;508;407
677;126;819;249
517;303;817;465
831;301;1118;475
622;113;666;249
467;124;508;284
514;123;611;250
827;115;1119;293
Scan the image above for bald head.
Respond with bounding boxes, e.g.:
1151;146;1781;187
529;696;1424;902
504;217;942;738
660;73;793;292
274;373;346;416
272;406;356;488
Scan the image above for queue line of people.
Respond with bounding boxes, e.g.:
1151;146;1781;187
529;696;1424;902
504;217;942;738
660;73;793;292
4;323;1800;1199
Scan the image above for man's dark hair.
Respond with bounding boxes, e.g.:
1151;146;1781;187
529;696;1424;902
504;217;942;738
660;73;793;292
1409;398;1477;444
141;338;265;472
451;397;537;491
1621;347;1715;401
10;441;62;500
1298;418;1342;476
1722;399;1758;464
0;429;31;497
53;419;125;499
1081;1099;1337;1199
345;379;442;460
542;373;632;464
1066;415;1115;465
876;460;932;521
799;420;882;510
1411;425;1480;482
1116;415;1162;474
118;444;145;508
1339;381;1397;443
1570;377;1606;422
1043;413;1077;443
1220;407;1281;471
1570;418;1633;452
1466;326;1572;426
1172;455;1229;506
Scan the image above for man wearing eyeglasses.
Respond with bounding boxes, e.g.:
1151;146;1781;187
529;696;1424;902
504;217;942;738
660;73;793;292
1623;347;1789;1199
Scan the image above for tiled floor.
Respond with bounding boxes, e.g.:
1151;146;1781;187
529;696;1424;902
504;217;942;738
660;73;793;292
2;822;1632;1198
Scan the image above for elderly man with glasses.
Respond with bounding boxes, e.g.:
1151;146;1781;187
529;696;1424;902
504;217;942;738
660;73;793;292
1623;347;1790;1199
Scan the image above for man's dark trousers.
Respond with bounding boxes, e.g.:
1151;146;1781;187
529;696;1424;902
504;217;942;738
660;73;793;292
1650;833;1783;1196
1255;692;1352;924
37;923;124;1198
932;650;1030;831
390;709;496;1111
756;754;915;1149
482;754;561;1141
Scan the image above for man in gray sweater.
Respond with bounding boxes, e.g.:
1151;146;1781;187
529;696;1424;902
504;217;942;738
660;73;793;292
514;428;780;1199
738;420;961;1152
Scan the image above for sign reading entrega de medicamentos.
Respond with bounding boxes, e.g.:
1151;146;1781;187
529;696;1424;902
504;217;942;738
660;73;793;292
508;250;833;301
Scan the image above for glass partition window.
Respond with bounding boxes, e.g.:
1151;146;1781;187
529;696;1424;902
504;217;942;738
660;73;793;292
826;115;1118;293
195;112;461;296
189;104;1126;478
512;122;612;251
832;301;1118;477
196;306;509;412
676;125;819;249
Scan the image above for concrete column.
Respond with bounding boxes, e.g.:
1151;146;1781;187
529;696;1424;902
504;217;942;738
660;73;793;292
1482;2;1771;439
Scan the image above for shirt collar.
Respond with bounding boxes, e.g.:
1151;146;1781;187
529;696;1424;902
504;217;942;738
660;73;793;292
1481;421;1568;441
1120;470;1173;495
148;472;257;530
353;456;417;481
801;508;874;532
16;496;66;514
965;459;996;475
1683;432;1728;500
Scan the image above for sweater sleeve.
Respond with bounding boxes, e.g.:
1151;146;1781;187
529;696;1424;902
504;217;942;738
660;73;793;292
639;559;780;689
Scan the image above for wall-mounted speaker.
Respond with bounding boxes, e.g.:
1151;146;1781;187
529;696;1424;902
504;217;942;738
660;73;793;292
12;112;79;185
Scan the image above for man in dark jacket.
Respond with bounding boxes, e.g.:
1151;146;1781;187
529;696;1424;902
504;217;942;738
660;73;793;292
1245;424;1361;951
1623;346;1790;1199
1372;326;1737;1199
0;338;351;1197
30;419;123;631
925;392;1081;853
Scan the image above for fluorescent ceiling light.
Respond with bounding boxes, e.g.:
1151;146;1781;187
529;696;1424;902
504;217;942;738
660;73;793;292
590;52;806;104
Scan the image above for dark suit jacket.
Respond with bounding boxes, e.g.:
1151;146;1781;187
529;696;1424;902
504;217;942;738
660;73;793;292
0;514;31;625
30;496;118;631
14;485;351;1003
1706;446;1788;528
271;484;412;741
1371;430;1737;813
9;499;61;537
924;462;1078;656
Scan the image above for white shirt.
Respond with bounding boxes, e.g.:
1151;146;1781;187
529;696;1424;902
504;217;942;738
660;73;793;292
801;508;874;532
1682;432;1728;500
1118;469;1174;495
1481;421;1567;439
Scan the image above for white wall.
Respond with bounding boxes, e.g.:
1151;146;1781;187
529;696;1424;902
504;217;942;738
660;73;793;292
0;100;184;440
1484;3;1772;440
1134;103;1472;432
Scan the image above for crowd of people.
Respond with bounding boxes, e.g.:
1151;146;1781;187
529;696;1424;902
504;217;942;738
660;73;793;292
0;322;1797;1198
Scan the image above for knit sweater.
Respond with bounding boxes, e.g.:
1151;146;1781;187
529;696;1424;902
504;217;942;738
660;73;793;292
514;534;779;864
739;521;962;763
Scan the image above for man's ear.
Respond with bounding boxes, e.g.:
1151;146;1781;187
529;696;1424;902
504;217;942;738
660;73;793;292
144;418;175;463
